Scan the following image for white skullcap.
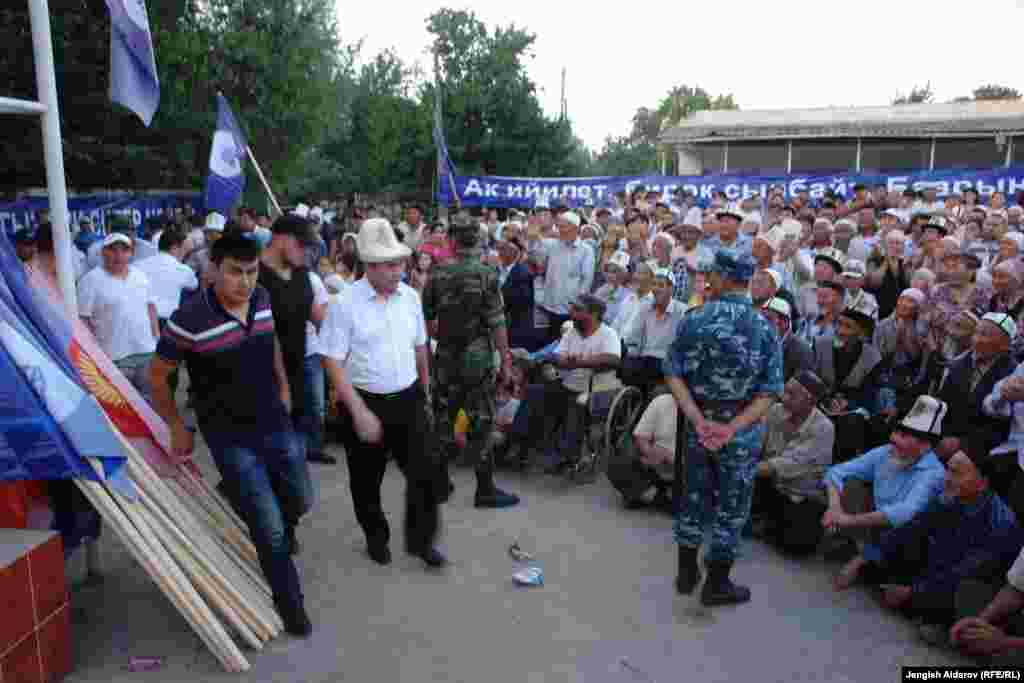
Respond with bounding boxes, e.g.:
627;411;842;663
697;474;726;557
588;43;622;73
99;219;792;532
982;312;1018;339
763;297;792;319
560;211;581;227
899;288;926;305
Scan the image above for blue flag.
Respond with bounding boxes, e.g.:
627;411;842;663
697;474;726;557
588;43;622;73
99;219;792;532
433;85;460;205
0;232;132;495
204;94;249;213
105;0;160;126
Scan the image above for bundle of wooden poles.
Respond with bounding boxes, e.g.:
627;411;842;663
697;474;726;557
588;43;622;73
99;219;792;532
74;425;282;672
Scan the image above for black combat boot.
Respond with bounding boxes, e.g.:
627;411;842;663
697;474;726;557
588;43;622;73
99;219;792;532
675;545;701;595
473;460;520;509
701;561;751;606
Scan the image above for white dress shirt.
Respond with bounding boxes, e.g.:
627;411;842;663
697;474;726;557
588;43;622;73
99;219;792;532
134;252;198;319
304;272;330;357
984;361;1024;466
318;278;427;394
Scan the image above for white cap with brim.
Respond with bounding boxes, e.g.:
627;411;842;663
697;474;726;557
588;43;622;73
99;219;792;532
356;218;412;264
102;233;133;249
560;211;581;227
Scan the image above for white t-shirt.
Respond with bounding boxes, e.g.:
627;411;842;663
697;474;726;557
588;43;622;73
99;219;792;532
77;266;157;361
305;272;330;357
556;323;622;393
134;252;198;319
633;393;678;454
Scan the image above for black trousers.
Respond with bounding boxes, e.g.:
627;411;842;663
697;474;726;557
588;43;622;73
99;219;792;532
338;382;440;553
752;478;826;556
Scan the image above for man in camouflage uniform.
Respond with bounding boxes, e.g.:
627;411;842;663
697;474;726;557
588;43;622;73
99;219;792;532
423;213;521;509
664;250;784;606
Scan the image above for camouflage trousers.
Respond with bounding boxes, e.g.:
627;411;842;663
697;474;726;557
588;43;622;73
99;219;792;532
674;415;764;563
432;360;497;471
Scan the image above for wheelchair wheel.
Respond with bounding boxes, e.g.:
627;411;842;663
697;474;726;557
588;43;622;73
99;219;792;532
604;385;644;457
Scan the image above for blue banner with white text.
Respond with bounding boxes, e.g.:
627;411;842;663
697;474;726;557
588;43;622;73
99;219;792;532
0;193;202;235
437;167;1024;208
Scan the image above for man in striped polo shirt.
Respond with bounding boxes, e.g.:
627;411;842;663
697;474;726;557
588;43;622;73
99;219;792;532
149;232;315;637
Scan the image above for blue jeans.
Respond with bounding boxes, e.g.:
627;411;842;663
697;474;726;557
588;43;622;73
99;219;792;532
299;355;325;456
203;429;314;608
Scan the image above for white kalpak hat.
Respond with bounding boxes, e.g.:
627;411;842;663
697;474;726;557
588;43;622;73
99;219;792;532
763;296;792;319
898;395;948;440
356;218;412;264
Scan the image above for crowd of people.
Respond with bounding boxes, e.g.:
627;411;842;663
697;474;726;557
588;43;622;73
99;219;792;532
12;180;1024;657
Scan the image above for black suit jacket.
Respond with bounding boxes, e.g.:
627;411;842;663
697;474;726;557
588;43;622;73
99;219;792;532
936;351;1015;451
501;262;534;348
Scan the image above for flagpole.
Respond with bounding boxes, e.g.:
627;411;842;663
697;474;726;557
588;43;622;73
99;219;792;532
245;146;283;217
28;0;76;317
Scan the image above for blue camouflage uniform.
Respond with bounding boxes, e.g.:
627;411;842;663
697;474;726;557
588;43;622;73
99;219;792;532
664;252;785;562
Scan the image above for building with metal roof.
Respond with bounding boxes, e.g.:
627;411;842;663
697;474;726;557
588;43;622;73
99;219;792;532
658;100;1024;176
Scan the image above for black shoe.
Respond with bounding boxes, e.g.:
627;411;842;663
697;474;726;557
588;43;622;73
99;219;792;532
675;545;701;595
700;561;751;606
367;541;392;566
307;451;337;464
276;600;313;637
474;487;520;509
623;497;649;510
407;546;447;568
652;488;674;514
287;528;301;556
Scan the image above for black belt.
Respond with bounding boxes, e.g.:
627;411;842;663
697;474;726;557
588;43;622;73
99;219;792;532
357;381;420;401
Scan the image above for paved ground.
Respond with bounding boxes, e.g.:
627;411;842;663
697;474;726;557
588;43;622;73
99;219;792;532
66;441;966;683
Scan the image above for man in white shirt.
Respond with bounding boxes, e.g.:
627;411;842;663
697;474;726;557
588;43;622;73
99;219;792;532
135;227;199;324
538;211;595;344
319;218;446;569
538;294;622;472
302;271;333;464
608;392;677;511
78;233;160;403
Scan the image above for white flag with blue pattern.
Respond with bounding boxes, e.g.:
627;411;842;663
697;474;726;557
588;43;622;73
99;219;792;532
105;0;160;126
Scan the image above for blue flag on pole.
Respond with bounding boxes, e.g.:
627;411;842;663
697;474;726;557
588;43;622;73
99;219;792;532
0;232;132;495
105;0;160;126
204;94;249;213
433;85;460;205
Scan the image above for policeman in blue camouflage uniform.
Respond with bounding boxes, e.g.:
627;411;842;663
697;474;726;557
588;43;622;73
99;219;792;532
664;250;784;606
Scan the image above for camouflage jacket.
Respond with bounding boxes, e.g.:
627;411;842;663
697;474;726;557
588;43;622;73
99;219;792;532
423;248;507;373
663;291;784;406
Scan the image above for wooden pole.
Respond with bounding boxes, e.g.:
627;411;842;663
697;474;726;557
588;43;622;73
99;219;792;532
247;146;283;217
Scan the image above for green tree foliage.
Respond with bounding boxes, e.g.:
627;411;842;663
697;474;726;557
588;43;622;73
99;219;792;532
970;84;1021;101
590;84;737;176
892;83;934;105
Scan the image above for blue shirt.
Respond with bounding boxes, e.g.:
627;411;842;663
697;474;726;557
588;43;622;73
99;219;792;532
825;444;945;537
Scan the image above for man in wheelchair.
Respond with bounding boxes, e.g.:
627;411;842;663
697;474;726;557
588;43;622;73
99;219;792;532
515;294;623;472
619;267;688;392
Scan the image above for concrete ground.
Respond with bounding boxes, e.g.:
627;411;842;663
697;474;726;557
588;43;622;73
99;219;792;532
66;441;967;683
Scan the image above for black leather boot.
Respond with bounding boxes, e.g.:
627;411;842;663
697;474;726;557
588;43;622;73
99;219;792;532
675;545;701;595
701;560;751;606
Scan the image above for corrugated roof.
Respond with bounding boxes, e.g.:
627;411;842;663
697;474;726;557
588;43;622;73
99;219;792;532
659;101;1024;144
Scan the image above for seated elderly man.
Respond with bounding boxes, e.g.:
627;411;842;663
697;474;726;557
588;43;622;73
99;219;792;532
751;371;835;555
823;396;948;591
762;297;813;381
936;312;1016;459
858;441;1021;644
814;308;883;416
620;268;688;388
535;294;622;472
607;392;677;511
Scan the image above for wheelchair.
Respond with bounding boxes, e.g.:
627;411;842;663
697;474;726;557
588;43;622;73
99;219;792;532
565;355;666;483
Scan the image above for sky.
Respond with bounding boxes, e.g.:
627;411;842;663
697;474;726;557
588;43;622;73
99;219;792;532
335;0;1024;152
